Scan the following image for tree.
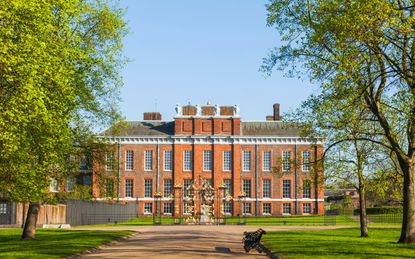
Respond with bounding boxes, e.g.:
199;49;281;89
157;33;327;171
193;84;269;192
0;0;126;239
264;0;415;243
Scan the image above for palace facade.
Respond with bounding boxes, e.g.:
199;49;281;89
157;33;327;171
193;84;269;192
94;103;324;217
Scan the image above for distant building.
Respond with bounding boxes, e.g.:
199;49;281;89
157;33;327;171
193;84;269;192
94;103;324;216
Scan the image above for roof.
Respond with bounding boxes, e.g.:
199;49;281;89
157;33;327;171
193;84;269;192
100;121;174;137
100;121;300;137
240;121;300;137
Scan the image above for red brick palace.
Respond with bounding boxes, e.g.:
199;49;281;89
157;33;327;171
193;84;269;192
93;103;324;217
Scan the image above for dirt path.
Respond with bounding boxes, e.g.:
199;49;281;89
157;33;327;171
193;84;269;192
74;225;349;259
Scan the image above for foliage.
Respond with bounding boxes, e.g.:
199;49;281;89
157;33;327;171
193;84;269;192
355;206;404;215
263;228;415;259
0;228;132;258
264;0;415;243
0;0;127;203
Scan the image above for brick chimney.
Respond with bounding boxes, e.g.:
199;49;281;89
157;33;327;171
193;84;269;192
143;112;162;120
273;103;280;121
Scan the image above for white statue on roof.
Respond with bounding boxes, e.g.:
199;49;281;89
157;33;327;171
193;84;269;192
233;104;240;117
196;104;202;116
214;104;220;117
175;104;182;116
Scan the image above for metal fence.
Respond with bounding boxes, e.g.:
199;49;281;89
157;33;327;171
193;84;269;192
66;199;138;226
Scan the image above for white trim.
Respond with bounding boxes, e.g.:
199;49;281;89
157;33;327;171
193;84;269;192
97;197;324;202
98;135;324;145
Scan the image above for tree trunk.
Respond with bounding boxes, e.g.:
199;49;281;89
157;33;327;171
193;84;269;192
21;202;40;240
399;161;415;243
358;185;368;237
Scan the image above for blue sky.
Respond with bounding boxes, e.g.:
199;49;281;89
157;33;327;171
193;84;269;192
118;0;316;121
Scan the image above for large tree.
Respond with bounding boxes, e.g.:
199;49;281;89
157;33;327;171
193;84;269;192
0;0;126;239
264;0;415;243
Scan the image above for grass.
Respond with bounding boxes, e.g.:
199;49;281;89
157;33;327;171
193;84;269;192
0;228;133;258
262;228;415;258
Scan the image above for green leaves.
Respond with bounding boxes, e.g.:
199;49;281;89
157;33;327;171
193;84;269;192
0;0;127;202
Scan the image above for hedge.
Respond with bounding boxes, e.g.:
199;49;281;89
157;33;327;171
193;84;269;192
354;206;403;215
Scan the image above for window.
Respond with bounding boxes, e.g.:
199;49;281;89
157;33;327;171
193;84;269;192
66;177;75;192
263;151;271;171
283;203;291;215
80;155;88;170
243;180;251;198
105;179;114;198
283;180;291;198
184;179;193;197
184;202;193;214
164;150;172;171
163;203;173;214
183;151;193;171
125;179;133;198
144;150;153;171
223;179;232;195
303;203;311;214
243;203;251;215
223;151;232;171
144;203;152;214
223;202;232;214
282;151;291;172
125;150;134;170
83;175;92;186
302;151;310;172
164;179;172;198
263;180;271;198
243;151;251;171
144;179;152;197
303;180;311;198
263;203;271;215
203;150;212;171
0;203;7;214
50;178;58;192
106;152;115;171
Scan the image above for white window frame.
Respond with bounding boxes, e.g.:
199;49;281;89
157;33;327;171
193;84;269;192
184;179;192;197
223;201;232;215
144;150;153;171
223;151;232;171
125;179;133;198
303;180;311;198
283;203;291;215
243;179;251;198
125;150;134;171
0;203;7;214
243;202;252;215
283;180;291;198
282;151;291;172
183;150;193;171
164;179;172;198
164;150;172;171
262;151;271;172
106;152;115;171
303;203;311;214
302;151;310;172
242;151;251;171
144;203;153;214
263;203;271;215
263;179;271;198
66;177;75;192
50;178;58;192
144;179;152;198
203;150;212;171
184;202;193;214
163;202;173;215
223;179;232;195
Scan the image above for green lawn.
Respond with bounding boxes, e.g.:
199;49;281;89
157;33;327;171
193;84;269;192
0;228;133;258
262;228;415;258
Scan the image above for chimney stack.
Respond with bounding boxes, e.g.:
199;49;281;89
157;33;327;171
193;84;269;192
143;112;162;121
273;103;280;121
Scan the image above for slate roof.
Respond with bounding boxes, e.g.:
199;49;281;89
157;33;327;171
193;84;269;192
100;121;300;137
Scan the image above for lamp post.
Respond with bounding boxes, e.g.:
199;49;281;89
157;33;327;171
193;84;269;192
217;184;227;225
238;191;247;225
153;192;162;225
173;184;182;224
